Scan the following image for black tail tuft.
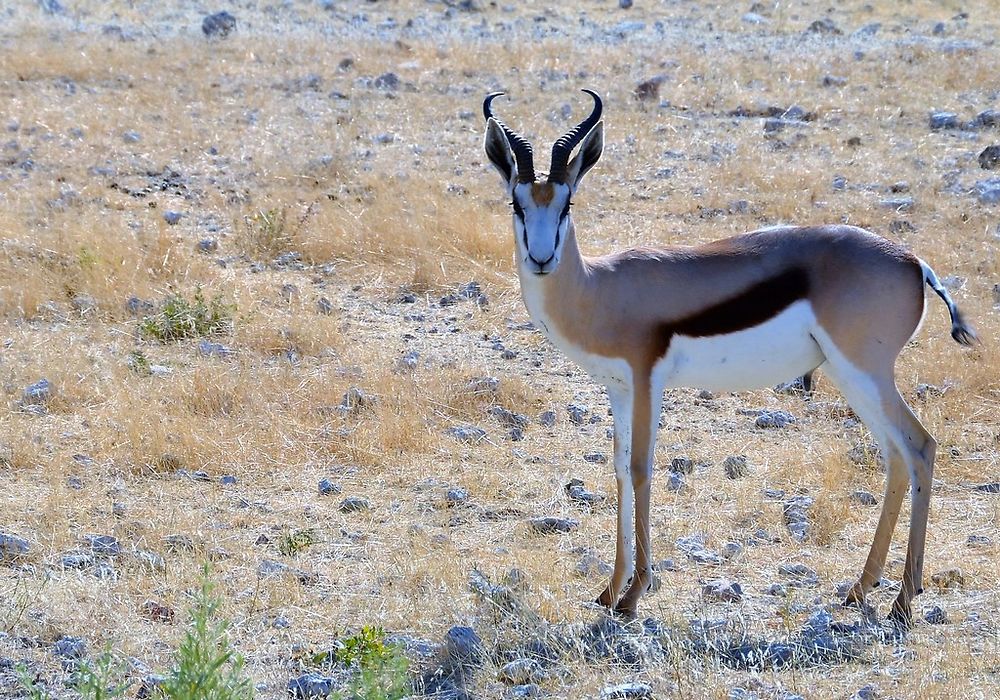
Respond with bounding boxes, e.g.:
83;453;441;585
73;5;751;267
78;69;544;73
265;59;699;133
949;307;978;347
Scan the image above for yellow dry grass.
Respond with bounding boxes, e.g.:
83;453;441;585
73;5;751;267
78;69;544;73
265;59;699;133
1;1;999;698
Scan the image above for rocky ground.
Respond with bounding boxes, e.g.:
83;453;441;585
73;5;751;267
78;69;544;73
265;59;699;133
1;1;999;698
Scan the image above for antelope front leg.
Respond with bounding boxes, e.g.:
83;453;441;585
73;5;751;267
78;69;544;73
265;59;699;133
613;374;658;620
597;385;633;609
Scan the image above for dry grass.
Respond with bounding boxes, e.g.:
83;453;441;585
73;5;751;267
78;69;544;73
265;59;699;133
1;0;999;698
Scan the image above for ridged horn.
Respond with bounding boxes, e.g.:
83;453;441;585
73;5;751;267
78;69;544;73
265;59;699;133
548;89;603;184
483;92;536;184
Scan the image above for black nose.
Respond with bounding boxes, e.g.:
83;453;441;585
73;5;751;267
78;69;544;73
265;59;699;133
528;252;554;270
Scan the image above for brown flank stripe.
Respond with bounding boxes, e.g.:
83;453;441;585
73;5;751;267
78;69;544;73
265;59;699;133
653;267;810;360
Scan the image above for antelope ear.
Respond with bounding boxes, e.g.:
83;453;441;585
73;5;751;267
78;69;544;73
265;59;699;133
484;118;516;193
565;121;604;192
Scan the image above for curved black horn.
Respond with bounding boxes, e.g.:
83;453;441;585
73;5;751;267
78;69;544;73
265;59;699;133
483;92;536;184
548;89;603;184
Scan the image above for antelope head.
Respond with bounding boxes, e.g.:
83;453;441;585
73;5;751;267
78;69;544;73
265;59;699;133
483;90;604;275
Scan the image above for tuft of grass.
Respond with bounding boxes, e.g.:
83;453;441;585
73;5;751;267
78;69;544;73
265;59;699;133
241;206;291;258
17;646;128;700
140;288;234;342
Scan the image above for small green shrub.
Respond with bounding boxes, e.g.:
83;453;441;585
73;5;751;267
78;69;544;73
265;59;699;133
140;288;234;342
127;349;152;376
159;566;255;700
16;646;128;700
277;528;318;557
332;626;410;700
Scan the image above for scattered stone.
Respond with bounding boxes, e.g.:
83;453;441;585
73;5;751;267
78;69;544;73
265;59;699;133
122;130;141;144
466;376;500;394
220;474;237;486
924;605;948;625
339;497;370;513
508;684;543;698
83;534;121;557
583;451;607;464
538;410;556;427
565;479;606;508
764;583;787;597
141;600;175;623
499;658;547;685
340;387;373;413
576;551;613;578
445;425;487;443
807;18;841;34
318;478;341;496
823;75;848;87
22;379;52;405
126;296;155;315
374;72;400;90
396;349;419;372
666;471;684;492
446;487;470;506
979;146;1000;171
723;455;750;479
134;549;166;572
93;561;117;580
163;211;182;225
53;636;86;660
164;534;195;552
676;534;722;565
973;482;1000;493
618;0;633;8
633;75;666;102
930;568;965;591
777;562;819;587
850;490;878;506
754;410;796;429
258;559;318;585
445;625;483;664
279;284;299;302
879;196;914;211
975;178;1000;204
202;11;237;38
974;109;1000;128
488;406;530;432
528;516;578;534
0;533;30;561
702;578;744;602
967;534;992;548
198;340;233;358
566;403;589;425
782;496;813;542
742;12;768;25
775;375;812;395
669;456;694;474
722;542;743;559
316;297;334;315
929;112;960;130
60;551;94;569
190;470;212;482
654;558;678;572
847;441;881;467
600;682;653;699
851;685;878;700
287;673;335;699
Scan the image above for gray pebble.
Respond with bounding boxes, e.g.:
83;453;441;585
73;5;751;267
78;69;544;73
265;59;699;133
566;402;589;425
565;479;606;508
498;658;547;685
22;379;52;405
0;533;30;561
600;682;653;699
924;605;948;624
163;211;182;225
777;562;819;587
445;625;483;664
53;636;87;660
83;534;121;557
445;425;487;443
973;482;1000;493
583;451;607;464
339;497;370;513
196;238;218;253
287;673;334;699
929;112;960;130
318;478;341;496
316;297;334;315
122;130;141;143
528;516;578;534
702;578;743;602
202;11;237;38
198;340;233;358
576;552;613;578
967;534;992;548
60;551;94;569
164;534;194;552
665;472;684;492
220;475;237;486
850;490;878;506
975;178;1000;205
669;456;694;474
538;410;556;427
446;487;469;506
373;72;400;90
723;455;750;479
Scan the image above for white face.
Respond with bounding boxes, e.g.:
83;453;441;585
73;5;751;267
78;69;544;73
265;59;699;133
511;181;572;276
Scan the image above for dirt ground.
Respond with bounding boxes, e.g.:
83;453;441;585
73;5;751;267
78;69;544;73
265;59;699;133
1;1;998;698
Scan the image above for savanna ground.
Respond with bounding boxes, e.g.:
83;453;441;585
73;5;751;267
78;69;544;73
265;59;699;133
1;0;999;698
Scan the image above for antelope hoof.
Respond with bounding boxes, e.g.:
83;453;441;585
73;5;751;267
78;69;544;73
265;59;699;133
611;602;638;622
595;587;617;609
843;582;868;608
887;597;913;630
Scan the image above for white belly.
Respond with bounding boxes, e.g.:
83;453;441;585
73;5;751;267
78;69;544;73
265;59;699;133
655;300;824;392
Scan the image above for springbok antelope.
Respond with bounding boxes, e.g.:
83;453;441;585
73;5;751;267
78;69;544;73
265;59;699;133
482;89;977;625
